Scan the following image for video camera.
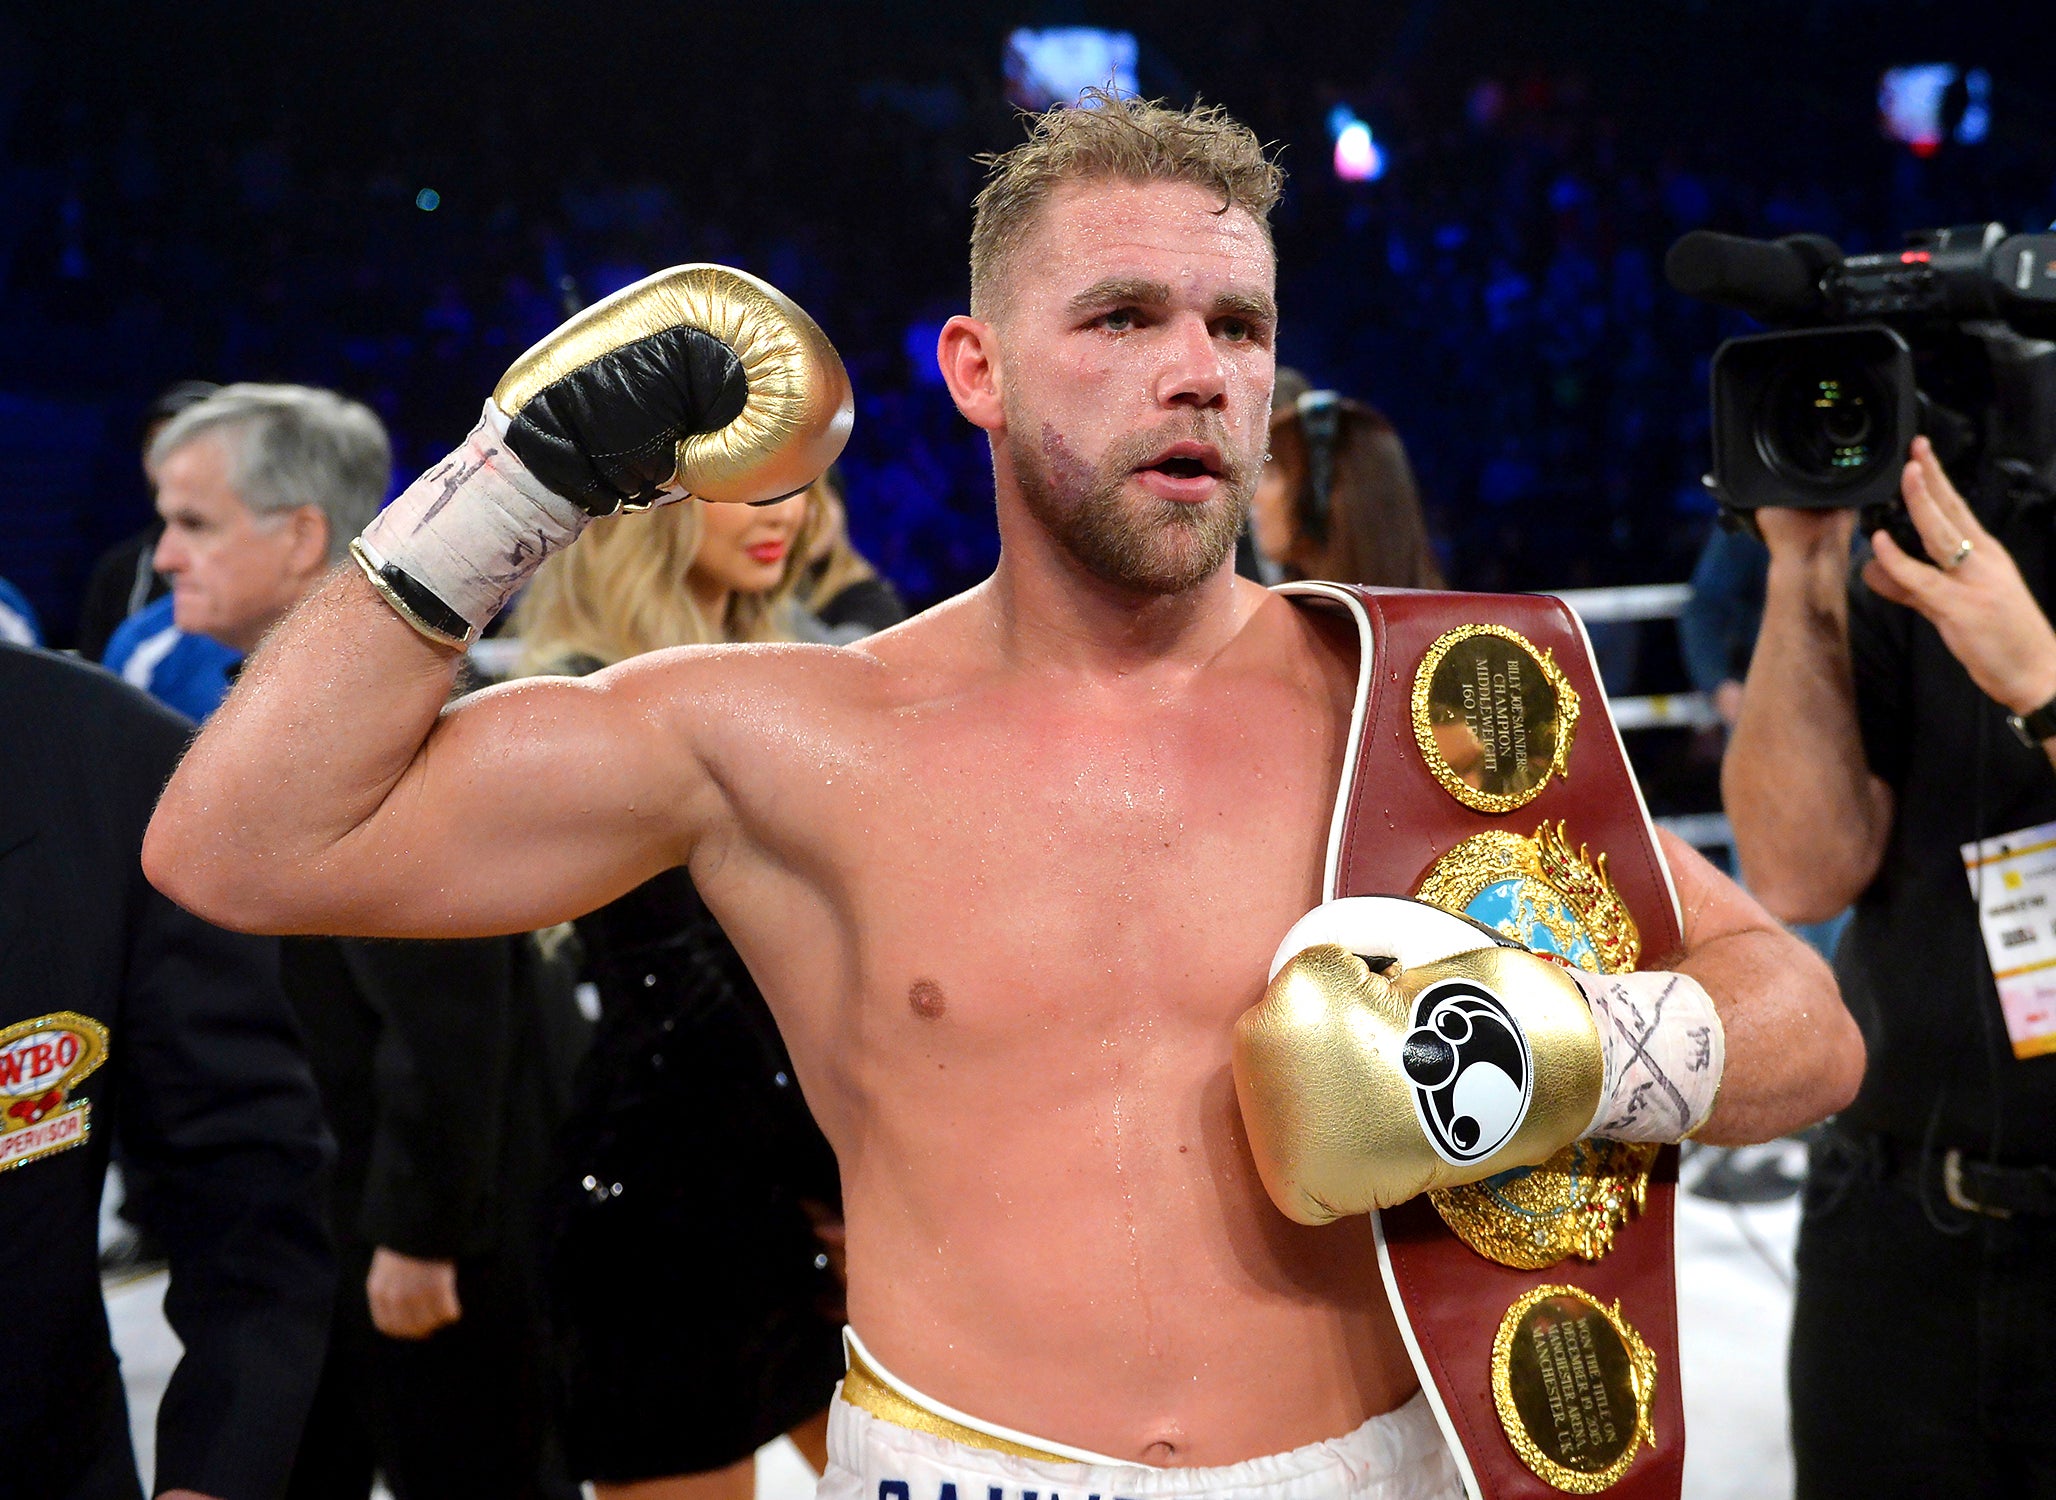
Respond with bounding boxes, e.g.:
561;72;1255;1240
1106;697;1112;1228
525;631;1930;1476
1665;223;2056;544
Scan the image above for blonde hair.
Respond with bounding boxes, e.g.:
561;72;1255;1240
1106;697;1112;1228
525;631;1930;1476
513;497;820;673
799;471;880;616
969;90;1285;318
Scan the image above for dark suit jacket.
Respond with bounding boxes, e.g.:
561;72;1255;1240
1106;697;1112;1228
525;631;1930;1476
0;644;334;1500
280;933;582;1264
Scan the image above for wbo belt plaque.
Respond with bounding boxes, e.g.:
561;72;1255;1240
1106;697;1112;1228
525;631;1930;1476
1413;625;1579;814
1494;1286;1658;1494
1414;823;1637;975
1282;583;1685;1500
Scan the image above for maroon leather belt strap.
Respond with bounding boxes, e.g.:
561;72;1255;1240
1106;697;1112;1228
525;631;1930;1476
1284;582;1685;1500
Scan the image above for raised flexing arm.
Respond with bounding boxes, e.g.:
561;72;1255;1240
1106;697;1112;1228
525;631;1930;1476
145;267;851;938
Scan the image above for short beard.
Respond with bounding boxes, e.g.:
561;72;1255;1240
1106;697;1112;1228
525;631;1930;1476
1008;412;1254;596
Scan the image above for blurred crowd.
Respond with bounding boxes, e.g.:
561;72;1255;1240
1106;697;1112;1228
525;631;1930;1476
8;11;2056;1496
7;8;2054;649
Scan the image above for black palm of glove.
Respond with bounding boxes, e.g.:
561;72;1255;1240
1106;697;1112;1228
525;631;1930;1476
504;328;749;517
350;262;852;651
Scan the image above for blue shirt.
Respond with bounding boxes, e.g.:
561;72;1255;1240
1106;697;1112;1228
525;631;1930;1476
101;595;242;722
0;576;40;647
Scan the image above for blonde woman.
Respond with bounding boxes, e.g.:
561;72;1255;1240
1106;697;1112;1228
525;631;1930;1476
517;490;818;672
517;494;845;1500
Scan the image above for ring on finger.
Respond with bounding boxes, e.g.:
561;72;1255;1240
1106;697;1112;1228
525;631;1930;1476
1945;537;1974;571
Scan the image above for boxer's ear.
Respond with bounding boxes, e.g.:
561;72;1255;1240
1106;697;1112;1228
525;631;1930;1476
937;315;1003;432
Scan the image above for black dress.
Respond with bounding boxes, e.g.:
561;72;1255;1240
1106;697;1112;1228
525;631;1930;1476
544;863;844;1481
815;574;906;636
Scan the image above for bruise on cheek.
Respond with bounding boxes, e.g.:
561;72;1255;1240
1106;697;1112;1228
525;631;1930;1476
908;978;947;1020
1039;420;1097;494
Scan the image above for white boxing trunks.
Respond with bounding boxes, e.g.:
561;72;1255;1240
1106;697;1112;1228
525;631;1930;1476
821;1329;1463;1500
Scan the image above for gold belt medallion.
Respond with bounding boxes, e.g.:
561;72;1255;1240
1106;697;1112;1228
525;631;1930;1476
1412;624;1579;814
1413;822;1638;974
1492;1284;1658;1493
1429;1138;1660;1270
1415;823;1654;1267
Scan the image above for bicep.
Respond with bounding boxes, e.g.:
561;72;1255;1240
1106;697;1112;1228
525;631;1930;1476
319;656;730;938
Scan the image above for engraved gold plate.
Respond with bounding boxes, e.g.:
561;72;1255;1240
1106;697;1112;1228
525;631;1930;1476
1493;1285;1657;1493
1413;625;1579;813
1418;822;1652;1266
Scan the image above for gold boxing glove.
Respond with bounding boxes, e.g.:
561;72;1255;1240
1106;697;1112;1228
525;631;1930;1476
1233;896;1723;1225
353;265;854;648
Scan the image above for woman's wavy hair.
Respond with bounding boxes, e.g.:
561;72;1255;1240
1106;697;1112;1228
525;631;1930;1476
1269;395;1444;590
513;496;821;674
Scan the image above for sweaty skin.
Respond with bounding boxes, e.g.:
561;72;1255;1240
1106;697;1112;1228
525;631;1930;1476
147;180;1861;1466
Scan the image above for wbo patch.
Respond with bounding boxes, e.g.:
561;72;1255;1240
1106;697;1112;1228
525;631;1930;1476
0;1012;109;1172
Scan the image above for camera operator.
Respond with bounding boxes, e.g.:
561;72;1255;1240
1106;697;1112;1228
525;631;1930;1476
1725;436;2056;1498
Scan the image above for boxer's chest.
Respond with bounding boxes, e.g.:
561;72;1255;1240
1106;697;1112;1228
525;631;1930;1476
841;677;1341;1041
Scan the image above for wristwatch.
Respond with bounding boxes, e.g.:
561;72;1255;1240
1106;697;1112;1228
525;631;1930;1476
2009;696;2056;748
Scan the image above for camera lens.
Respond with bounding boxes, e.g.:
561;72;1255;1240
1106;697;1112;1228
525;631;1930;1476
1757;364;1893;487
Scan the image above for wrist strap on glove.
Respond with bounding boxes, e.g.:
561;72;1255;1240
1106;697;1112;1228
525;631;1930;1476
351;401;592;649
1568;966;1725;1141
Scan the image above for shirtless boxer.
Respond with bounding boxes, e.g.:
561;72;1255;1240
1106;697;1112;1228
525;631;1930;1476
147;97;1862;1497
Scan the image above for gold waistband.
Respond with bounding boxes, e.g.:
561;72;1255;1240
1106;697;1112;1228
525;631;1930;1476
840;1340;1081;1465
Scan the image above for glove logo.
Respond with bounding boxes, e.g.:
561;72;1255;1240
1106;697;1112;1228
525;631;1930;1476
1401;980;1533;1166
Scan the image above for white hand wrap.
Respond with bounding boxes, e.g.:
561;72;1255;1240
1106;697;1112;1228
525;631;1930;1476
351;401;597;648
1567;967;1725;1141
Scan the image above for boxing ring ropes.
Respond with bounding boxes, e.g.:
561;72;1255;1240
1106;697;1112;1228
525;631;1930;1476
1548;583;1734;856
467;582;1739;856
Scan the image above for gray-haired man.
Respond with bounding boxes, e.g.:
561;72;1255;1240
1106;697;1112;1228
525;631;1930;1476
149;383;389;654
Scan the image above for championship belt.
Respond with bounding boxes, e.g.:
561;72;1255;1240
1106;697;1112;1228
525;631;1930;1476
1284;582;1685;1500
